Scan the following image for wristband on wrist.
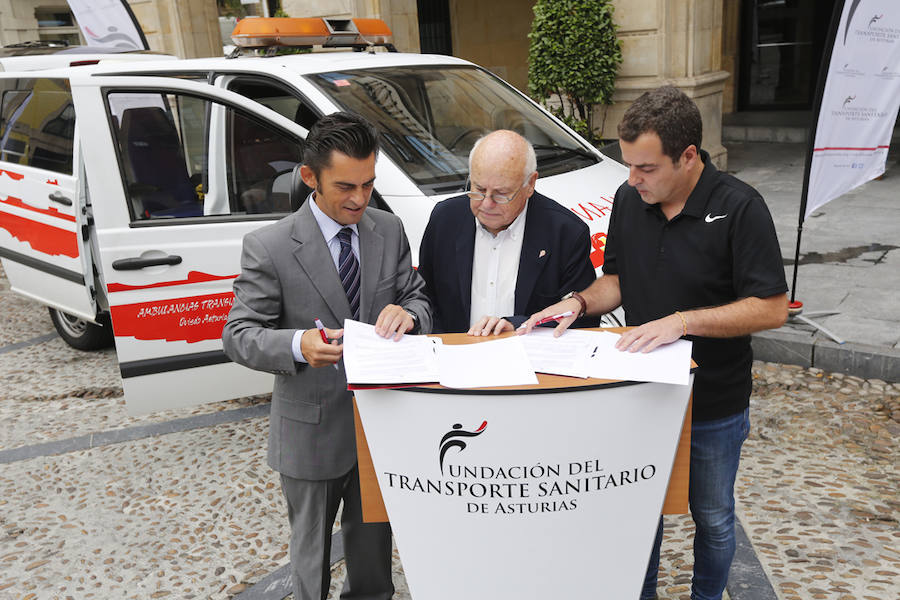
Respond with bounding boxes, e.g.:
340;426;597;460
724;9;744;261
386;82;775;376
563;291;587;317
675;311;688;336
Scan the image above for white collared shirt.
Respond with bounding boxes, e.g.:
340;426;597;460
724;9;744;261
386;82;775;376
292;193;360;362
469;201;528;327
308;192;360;266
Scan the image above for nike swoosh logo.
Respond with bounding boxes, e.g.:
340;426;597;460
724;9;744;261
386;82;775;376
705;213;727;223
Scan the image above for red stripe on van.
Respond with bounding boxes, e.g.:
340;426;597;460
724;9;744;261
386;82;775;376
109;292;234;343
0;210;78;257
107;271;237;293
0;169;24;181
0;196;76;222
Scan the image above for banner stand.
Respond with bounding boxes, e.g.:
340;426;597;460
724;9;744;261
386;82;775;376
789;0;900;341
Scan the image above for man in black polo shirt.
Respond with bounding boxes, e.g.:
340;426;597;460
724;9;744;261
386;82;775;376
520;85;788;600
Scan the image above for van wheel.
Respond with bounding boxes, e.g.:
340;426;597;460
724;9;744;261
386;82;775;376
48;308;114;351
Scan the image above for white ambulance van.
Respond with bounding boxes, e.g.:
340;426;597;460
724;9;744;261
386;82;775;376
0;43;171;72
0;18;626;414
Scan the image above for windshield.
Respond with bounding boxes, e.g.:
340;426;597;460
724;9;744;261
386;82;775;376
308;65;600;195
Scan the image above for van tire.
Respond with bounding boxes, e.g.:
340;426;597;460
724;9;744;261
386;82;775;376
48;308;114;351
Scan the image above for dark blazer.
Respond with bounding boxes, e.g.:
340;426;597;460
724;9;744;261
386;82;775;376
222;201;432;480
418;191;598;333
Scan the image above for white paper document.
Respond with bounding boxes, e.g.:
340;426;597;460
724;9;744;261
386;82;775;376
584;331;693;386
437;335;538;388
519;327;595;378
341;320;440;384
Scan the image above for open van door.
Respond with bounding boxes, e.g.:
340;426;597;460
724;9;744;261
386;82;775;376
0;77;97;327
69;75;308;414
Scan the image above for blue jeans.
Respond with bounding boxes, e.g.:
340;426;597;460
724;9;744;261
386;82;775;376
640;408;750;600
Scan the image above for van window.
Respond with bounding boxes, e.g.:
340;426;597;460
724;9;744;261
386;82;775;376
107;91;302;221
0;78;75;175
226;77;320;130
308;66;599;195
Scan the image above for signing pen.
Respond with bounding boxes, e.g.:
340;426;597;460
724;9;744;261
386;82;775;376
314;318;339;370
517;310;575;329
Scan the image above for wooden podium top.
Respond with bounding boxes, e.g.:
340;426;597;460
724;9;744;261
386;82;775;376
354;327;694;520
380;327;696;394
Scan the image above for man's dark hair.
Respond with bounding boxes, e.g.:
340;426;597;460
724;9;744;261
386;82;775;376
302;111;380;176
618;85;702;163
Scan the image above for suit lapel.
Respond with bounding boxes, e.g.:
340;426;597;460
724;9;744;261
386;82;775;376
515;200;549;314
456;216;476;321
291;202;351;324
357;211;384;323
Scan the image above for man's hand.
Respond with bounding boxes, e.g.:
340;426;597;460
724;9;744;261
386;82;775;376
517;297;582;337
615;313;683;353
375;304;415;341
467;316;514;337
300;327;344;367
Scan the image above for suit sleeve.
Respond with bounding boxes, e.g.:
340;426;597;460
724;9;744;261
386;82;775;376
391;219;434;334
222;232;300;376
416;214;444;333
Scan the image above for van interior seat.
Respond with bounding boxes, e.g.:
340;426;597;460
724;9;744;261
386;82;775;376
118;106;200;218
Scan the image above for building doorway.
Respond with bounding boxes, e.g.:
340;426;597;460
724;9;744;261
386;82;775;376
738;0;838;110
417;0;453;55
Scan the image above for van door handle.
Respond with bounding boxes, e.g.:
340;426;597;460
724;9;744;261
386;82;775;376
112;255;183;270
48;191;73;206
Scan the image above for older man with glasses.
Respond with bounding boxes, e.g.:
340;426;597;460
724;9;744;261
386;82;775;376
418;129;598;334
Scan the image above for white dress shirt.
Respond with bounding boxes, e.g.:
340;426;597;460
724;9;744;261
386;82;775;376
469;201;528;327
291;194;360;362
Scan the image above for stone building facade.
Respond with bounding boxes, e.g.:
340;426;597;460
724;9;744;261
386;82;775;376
0;0;221;60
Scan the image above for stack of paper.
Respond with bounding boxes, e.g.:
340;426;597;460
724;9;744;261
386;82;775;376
342;320;538;388
342;320;440;385
342;320;692;389
520;328;693;386
437;336;538;388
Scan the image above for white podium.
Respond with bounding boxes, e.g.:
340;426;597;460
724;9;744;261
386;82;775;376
353;331;694;599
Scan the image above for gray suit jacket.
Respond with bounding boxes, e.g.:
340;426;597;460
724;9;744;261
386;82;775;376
222;201;432;480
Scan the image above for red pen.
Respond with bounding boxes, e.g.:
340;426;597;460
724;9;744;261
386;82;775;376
315;318;329;343
314;318;339;370
518;310;575;329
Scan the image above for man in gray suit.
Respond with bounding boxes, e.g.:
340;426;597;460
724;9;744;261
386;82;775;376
223;112;432;600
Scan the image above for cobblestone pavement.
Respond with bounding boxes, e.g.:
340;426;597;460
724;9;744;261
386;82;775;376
1;265;898;600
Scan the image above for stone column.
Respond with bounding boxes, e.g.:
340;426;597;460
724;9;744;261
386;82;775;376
282;0;420;53
604;0;729;168
129;0;220;59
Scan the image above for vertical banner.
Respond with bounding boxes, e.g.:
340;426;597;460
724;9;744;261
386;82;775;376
355;379;692;599
805;0;900;219
66;0;149;50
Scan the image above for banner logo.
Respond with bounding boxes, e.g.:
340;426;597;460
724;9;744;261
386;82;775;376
439;421;487;475
868;15;884;28
84;25;142;49
842;95;856;108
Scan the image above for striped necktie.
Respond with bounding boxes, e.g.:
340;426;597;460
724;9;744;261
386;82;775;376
337;227;360;320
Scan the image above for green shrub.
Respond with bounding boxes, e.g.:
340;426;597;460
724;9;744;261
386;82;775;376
528;0;622;143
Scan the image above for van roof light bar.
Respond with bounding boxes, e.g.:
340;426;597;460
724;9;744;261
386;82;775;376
230;17;396;52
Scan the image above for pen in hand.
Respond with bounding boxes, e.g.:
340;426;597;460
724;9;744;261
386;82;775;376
315;318;339;370
516;310;575;330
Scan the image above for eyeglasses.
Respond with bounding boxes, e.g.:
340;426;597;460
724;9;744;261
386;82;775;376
465;177;529;205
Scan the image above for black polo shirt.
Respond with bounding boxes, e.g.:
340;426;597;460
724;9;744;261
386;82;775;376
603;150;787;421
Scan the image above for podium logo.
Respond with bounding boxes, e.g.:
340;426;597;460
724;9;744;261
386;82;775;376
439;421;487;475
